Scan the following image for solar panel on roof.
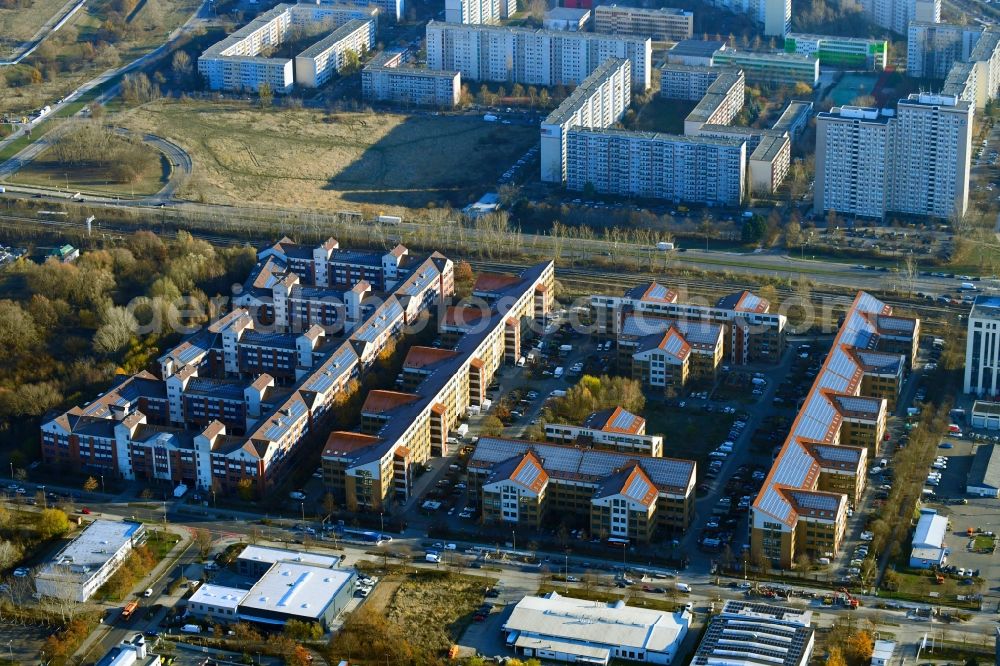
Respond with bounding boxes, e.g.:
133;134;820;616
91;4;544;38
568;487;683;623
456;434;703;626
757;486;791;521
789;490;839;511
813;445;859;462
514;460;542;488
624;473;651;500
611;410;638;431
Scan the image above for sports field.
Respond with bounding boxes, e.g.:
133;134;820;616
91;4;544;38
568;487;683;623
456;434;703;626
116;100;539;211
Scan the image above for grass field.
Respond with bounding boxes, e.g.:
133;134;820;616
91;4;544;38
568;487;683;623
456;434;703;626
6;140;168;196
115;100;539;211
0;0;73;54
645;403;735;470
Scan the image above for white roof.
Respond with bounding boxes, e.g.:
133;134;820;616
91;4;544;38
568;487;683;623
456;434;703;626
514;634;610;660
913;511;947;549
503;593;689;655
37;520;142;581
872;639;896;661
188;583;244;610
239;562;353;620
237;545;340;569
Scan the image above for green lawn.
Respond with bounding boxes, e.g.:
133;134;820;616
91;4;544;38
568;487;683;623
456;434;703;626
645;403;735;467
630;97;694;135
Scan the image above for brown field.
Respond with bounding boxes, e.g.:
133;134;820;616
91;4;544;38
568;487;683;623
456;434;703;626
0;0;74;54
115;100;539;212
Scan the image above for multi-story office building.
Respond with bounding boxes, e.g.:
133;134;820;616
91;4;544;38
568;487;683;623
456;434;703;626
467;437;696;539
564;128;745;206
540;58;632;183
425;20;652;90
907;22;982;79
617;316;725;380
41;240;454;496
294;19;375;87
708;0;789;36
711;51;819;86
199;4;376;92
815;94;971;220
593;5;693;42
784;33;888;70
591;283;787;365
361;51;461;106
965;296;1000;397
322;263;555;511
445;0;500;24
544;407;664;457
693;602;815;666
35;520;145;602
861;0;938;35
680;70;746;134
752;292;917;568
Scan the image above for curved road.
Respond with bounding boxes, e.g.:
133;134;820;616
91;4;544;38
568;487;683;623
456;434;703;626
110;127;193;201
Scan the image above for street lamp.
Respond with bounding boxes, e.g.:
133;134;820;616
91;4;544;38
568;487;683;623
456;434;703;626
8;462;11;480
40;485;46;509
100;475;105;495
379;511;384;537
512;529;516;552
301;501;305;525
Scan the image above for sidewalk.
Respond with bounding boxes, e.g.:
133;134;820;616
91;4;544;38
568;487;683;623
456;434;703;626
70;527;192;664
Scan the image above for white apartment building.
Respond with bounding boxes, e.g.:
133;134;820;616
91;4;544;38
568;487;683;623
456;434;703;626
814;106;893;219
425;20;652;90
965;296;1000;397
35;520;145;602
907;22;982;79
540;58;632;183
709;0;788;37
445;0;500;24
565;128;745;206
295;19;374;87
326;0;403;21
681;70;745;134
814;93;971;220
659;63;724;101
543;7;591;31
593;5;693;42
891;93;971;219
695;125;791;194
362;52;461;106
199;3;376;92
861;0;938;35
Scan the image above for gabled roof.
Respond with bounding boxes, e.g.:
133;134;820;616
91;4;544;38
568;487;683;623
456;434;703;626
584;407;645;435
324;431;383;458
403;346;460;370
624;281;678;303
473;272;522;294
716;290;769;313
635;326;691;362
488;451;549;493
362;390;421;415
442;305;488;328
595;464;658;507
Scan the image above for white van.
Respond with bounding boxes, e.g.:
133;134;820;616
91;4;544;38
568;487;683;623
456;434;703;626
675;582;691;593
425;552;441;563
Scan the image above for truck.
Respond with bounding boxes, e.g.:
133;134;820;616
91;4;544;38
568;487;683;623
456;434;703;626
455;423;469;439
173;483;188;499
656;242;675;251
377;215;401;225
181;624;202;634
483;114;498;122
121;601;138;621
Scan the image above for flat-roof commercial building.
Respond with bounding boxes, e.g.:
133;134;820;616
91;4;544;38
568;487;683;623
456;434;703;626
907;22;982;79
784;33;888;70
751;292;918;568
667;39;725;66
593;5;693;42
239;561;355;629
692;601;814;666
425;20;652;90
592;284;787;365
965;296;1000;398
972;402;1000;431
544;407;664;456
35;520;145;602
467;436;696;539
909;508;948;568
236;545;342;578
544;7;591;31
294;19;375;87
871;640;897;666
503;592;691;665
540;58;632;183
710;51;819;87
199;3;378;92
362;51;461;107
814;94;972;221
565;128;745;206
967;443;1000;497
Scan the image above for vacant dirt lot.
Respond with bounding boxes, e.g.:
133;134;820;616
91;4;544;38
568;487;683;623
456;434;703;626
115;100;538;212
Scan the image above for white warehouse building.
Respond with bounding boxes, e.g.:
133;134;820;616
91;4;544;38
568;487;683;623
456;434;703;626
503;592;691;665
35;520;146;602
